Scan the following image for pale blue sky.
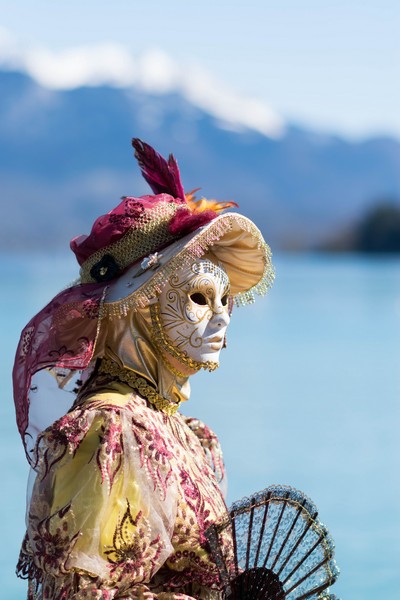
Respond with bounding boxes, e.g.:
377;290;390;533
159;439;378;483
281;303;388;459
1;0;399;138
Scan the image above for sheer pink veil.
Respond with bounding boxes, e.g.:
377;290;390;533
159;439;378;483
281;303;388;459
13;281;107;464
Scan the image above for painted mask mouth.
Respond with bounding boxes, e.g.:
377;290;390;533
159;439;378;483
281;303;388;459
202;336;225;351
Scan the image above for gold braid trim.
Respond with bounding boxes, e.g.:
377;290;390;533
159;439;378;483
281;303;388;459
80;201;186;284
102;213;274;318
98;358;181;416
159;353;191;379
150;303;219;373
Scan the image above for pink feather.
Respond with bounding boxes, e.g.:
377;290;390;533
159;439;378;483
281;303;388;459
168;208;217;237
132;138;186;202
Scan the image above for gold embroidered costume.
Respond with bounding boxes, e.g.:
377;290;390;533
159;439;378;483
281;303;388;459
14;139;273;599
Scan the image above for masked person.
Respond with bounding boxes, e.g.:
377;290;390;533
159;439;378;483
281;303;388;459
14;139;274;599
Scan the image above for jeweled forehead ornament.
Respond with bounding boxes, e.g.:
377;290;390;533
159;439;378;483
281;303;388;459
14;137;274;452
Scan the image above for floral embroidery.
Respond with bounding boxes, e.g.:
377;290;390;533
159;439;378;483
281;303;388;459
108;198;145;228
153;565;221;592
105;500;165;583
48;345;75;360
81;298;100;319
20;326;35;359
131;416;174;500
18;384;228;599
124;198;146;218
179;469;213;545
57;411;90;448
30;504;80;576
96;419;124;491
16;532;43;584
36;409;90;477
183;418;225;484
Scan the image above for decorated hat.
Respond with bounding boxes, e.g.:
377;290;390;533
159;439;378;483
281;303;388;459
71;139;274;316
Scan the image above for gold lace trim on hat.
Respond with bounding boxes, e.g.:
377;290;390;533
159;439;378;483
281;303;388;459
80;201;184;284
98;358;181;416
101;213;275;319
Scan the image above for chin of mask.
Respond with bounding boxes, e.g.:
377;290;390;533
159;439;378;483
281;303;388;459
157;259;231;368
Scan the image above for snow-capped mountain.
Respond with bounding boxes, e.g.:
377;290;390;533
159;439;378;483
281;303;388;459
0;29;284;138
0;39;399;252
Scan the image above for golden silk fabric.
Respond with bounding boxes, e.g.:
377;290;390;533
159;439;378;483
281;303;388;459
98;305;191;406
18;378;228;599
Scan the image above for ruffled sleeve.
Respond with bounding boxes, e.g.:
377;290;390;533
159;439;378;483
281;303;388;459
18;390;196;599
182;417;227;498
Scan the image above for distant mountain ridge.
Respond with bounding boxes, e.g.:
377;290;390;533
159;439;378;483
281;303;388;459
1;69;400;252
0;36;284;137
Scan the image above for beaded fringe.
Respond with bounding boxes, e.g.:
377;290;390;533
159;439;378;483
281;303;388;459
101;214;274;319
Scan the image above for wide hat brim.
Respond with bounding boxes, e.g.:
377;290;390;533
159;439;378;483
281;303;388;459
103;212;274;318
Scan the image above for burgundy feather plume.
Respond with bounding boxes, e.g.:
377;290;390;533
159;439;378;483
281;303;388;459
132;138;186;202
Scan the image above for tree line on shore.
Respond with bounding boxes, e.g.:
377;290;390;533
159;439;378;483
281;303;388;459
322;200;400;253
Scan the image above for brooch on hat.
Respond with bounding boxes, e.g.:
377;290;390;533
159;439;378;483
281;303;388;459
129;252;163;284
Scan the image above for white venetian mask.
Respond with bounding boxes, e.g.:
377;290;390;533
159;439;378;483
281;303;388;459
151;259;231;373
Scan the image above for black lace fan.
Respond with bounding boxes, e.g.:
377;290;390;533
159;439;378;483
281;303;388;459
206;485;340;600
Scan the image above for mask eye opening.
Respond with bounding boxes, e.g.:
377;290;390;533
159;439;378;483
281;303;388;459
190;292;208;306
221;294;229;306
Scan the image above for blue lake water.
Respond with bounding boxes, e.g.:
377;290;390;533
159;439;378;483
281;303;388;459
2;251;400;599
